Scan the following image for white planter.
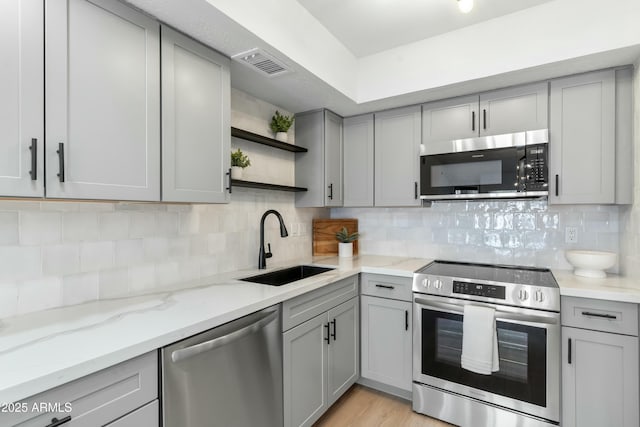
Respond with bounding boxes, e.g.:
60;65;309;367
231;166;243;179
275;131;288;142
338;242;353;258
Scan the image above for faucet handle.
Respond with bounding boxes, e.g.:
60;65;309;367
265;243;273;259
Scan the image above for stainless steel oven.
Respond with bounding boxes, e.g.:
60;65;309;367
412;261;560;427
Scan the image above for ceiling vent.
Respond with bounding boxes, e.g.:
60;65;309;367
232;48;291;77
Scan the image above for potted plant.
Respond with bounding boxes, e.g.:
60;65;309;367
270;111;295;142
230;148;251;179
335;226;359;258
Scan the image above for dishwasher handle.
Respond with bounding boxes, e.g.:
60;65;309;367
171;308;278;363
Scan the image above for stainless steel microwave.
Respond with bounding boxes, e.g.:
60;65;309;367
420;129;549;200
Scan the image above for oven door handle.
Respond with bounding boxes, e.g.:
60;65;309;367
414;297;558;325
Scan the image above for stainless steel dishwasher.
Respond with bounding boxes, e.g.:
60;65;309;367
161;305;282;427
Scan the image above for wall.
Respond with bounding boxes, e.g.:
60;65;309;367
333;201;619;270
0;89;327;319
619;60;640;278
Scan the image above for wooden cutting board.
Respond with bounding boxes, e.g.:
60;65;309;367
313;218;358;256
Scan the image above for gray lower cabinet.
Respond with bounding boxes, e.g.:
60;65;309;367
282;277;359;427
561;297;639;427
1;351;158;426
374;106;421;207
343;114;374;207
549;68;632;204
295;109;343;207
160;25;230;203
359;274;412;397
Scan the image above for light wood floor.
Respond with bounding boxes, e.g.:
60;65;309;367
314;385;454;427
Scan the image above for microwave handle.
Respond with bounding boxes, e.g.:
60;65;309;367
414;297;558;325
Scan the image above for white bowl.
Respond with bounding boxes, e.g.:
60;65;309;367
565;250;617;278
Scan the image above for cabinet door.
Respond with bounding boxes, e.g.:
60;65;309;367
479;82;548;136
343;114;374;207
295;110;324;207
327;297;359;406
0;0;44;197
361;295;412;391
105;400;158;426
374;106;421;207
161;26;230;203
283;313;328;427
549;70;615;204
422;95;478;144
324;110;343;207
45;0;160;201
562;327;639;427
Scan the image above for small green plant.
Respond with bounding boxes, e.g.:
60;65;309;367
335;227;359;243
230;148;251;168
270;111;295;133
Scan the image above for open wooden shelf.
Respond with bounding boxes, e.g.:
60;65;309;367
231;127;307;153
231;179;307;192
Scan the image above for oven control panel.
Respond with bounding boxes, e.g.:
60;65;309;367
453;281;506;299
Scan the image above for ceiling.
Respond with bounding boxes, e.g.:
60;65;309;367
297;0;553;57
127;0;640;116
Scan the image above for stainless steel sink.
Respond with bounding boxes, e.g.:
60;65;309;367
240;265;334;286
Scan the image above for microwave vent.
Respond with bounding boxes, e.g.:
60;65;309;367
232;48;291;77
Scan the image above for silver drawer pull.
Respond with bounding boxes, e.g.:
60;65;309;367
581;311;617;320
375;284;395;290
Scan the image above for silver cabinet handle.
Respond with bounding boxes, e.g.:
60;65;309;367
171;308;278;363
414;297;558;325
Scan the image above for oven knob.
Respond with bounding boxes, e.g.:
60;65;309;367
518;289;529;301
534;290;545;302
422;278;431;288
433;280;442;290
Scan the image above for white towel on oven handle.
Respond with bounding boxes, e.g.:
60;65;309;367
460;304;499;375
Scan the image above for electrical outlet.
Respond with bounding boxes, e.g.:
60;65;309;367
565;226;578;244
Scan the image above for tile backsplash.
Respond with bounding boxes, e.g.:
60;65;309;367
0;89;327;318
332;200;619;270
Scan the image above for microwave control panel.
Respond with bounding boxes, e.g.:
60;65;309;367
523;144;548;191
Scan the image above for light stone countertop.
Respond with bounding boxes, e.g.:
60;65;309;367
554;269;640;303
2;254;639;406
0;255;430;405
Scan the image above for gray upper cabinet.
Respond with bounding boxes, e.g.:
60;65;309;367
343;114;374;207
479;82;548;136
295;109;343;207
161;26;230;203
45;0;160;201
374;106;421;207
549;70;616;204
422;82;548;144
422;95;479;144
0;0;44;198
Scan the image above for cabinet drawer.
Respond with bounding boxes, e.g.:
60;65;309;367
282;275;358;331
106;400;158;427
561;296;638;336
361;274;412;302
3;351;158;427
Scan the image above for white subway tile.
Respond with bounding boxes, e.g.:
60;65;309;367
115;239;144;267
98;268;129;299
157;212;179;236
20;212;62;245
63;212;99;241
43;244;80;276
80;241;115;272
17;277;62;315
99;212;130;240
128;264;156;292
62;273;99;305
0;283;19;318
143;237;170;261
0;246;41;279
156;262;181;287
0;212;19;245
129;212;158;238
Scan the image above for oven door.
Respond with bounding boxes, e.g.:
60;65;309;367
413;294;560;423
420;146;524;199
